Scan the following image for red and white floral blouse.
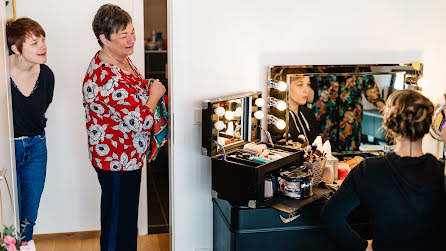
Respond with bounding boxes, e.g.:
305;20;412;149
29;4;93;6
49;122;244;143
82;51;166;171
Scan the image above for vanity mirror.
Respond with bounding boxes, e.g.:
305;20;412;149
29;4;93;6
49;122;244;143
201;92;264;157
267;63;423;152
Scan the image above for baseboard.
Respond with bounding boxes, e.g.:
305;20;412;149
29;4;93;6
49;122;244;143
33;230;101;241
33;228;151;241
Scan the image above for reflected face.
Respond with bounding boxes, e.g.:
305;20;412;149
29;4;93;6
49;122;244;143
289;76;310;105
21;35;47;64
106;23;136;59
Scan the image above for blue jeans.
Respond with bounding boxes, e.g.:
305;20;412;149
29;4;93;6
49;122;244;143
14;130;47;242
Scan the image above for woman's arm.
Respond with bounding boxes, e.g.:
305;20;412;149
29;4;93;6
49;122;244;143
45;65;55;112
144;79;165;112
366;240;373;251
321;161;368;250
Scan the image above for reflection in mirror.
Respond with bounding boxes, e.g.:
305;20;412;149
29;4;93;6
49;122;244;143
214;98;244;145
202;92;264;157
430;102;446;143
267;64;423;152
287;76;317;146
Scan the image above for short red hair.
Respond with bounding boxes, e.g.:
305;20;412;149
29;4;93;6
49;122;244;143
6;17;45;55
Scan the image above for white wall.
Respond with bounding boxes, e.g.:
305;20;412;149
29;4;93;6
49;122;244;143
15;0;147;234
170;0;446;249
0;3;19;230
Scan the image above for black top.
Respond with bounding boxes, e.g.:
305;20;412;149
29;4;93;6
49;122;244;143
288;105;317;145
321;152;446;251
11;64;55;137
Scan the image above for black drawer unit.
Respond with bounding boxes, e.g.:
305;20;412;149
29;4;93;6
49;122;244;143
211;145;303;206
213;191;372;251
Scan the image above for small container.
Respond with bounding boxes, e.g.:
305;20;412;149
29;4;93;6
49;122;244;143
338;163;350;180
321;164;334;184
277;167;313;199
326;155;339;180
311;156;326;186
264;173;275;198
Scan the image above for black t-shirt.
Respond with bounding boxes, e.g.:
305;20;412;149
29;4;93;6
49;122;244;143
11;64;55;137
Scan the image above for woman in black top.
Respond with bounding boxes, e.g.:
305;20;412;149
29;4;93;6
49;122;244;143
321;89;446;251
7;18;54;245
288;75;317;145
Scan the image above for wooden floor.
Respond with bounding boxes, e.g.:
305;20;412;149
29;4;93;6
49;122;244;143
34;233;170;251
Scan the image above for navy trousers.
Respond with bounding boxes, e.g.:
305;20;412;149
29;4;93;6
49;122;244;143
95;167;141;251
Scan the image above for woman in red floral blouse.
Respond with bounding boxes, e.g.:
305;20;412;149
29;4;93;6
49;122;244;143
82;4;167;251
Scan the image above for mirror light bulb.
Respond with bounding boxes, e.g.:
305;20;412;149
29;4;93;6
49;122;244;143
268;97;287;111
276;100;286;111
214;121;225;131
225;111;234;120
276;119;286;130
254;110;264;120
255;98;265;107
277;81;287;92
417;77;428;89
214;107;225;117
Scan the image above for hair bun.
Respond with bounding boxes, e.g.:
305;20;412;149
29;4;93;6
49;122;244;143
383;90;434;141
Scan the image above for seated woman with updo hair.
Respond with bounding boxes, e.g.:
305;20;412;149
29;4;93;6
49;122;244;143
321;89;446;251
